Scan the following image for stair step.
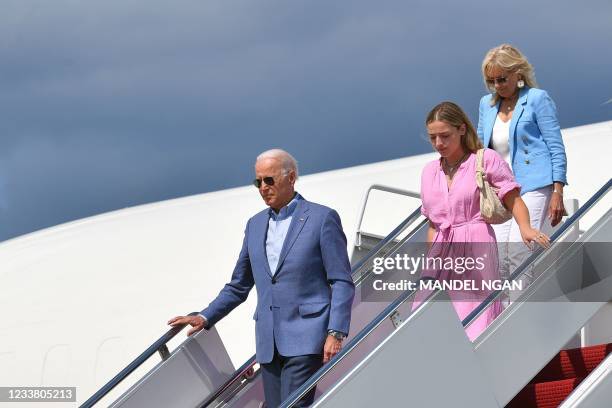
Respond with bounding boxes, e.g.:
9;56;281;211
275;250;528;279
507;377;585;408
530;343;612;383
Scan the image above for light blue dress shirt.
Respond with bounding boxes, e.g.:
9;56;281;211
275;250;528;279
201;193;301;325
266;194;300;275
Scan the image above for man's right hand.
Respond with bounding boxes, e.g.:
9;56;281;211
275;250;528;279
167;315;207;336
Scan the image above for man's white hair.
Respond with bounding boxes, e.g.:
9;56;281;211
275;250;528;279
256;149;299;179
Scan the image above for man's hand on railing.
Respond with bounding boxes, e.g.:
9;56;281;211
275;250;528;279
322;335;343;363
167;314;207;336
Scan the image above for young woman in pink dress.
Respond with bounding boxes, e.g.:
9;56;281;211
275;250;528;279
417;101;550;341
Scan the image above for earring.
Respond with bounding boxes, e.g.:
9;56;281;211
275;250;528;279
517;79;525;88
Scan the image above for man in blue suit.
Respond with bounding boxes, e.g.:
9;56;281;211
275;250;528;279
168;149;355;407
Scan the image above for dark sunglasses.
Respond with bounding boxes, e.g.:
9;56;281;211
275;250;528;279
253;176;275;188
485;76;508;86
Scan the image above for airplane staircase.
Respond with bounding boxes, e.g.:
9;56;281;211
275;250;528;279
82;179;612;408
283;178;612;408
508;343;612;408
81;185;431;407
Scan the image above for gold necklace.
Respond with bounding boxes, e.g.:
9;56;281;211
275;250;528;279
443;152;468;174
504;96;518;111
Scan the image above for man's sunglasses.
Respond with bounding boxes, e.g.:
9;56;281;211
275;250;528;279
253;176;275;188
485;76;508;87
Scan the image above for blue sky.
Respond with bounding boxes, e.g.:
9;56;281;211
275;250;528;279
1;0;610;241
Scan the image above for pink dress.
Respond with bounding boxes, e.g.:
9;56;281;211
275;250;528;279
416;149;520;341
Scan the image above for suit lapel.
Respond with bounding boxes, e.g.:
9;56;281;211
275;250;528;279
508;87;529;161
274;198;309;275
253;210;274;278
483;99;500;148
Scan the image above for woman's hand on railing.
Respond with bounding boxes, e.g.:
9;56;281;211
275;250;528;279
167;314;207;336
520;227;550;249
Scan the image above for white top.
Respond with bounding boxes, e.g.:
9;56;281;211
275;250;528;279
491;114;511;163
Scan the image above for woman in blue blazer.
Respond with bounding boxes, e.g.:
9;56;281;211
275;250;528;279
477;44;567;297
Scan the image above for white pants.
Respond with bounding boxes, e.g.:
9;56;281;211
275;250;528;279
493;185;552;301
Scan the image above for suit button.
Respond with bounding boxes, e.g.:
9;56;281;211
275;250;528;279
525;160;530;164
269;306;272;310
524;149;528;154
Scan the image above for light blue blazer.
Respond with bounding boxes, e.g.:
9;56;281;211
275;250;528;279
477;87;567;194
201;196;355;364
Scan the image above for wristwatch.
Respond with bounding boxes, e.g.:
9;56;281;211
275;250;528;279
327;330;346;341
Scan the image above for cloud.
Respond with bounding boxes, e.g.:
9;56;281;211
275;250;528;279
1;0;611;241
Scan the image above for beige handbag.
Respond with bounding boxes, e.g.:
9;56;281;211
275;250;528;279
475;149;513;224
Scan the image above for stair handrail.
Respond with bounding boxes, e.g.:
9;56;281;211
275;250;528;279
462;178;612;328
279;280;435;408
79;312;199;408
196;355;256;408
355;184;420;248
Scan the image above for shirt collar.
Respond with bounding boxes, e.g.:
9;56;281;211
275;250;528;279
269;193;301;221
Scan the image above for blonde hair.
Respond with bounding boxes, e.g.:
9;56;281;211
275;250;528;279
426;101;483;153
482;44;538;105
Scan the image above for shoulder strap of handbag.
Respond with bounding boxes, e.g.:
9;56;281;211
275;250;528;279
476;148;485;171
475;148;486;189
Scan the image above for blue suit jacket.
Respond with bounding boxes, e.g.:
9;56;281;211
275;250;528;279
201;195;355;364
477;87;568;194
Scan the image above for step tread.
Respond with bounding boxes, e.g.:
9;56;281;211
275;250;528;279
530;343;612;383
507;377;585;408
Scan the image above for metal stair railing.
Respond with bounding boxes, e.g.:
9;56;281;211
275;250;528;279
80;312;200;408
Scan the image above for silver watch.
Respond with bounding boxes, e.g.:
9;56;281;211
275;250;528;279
327;330;346;341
